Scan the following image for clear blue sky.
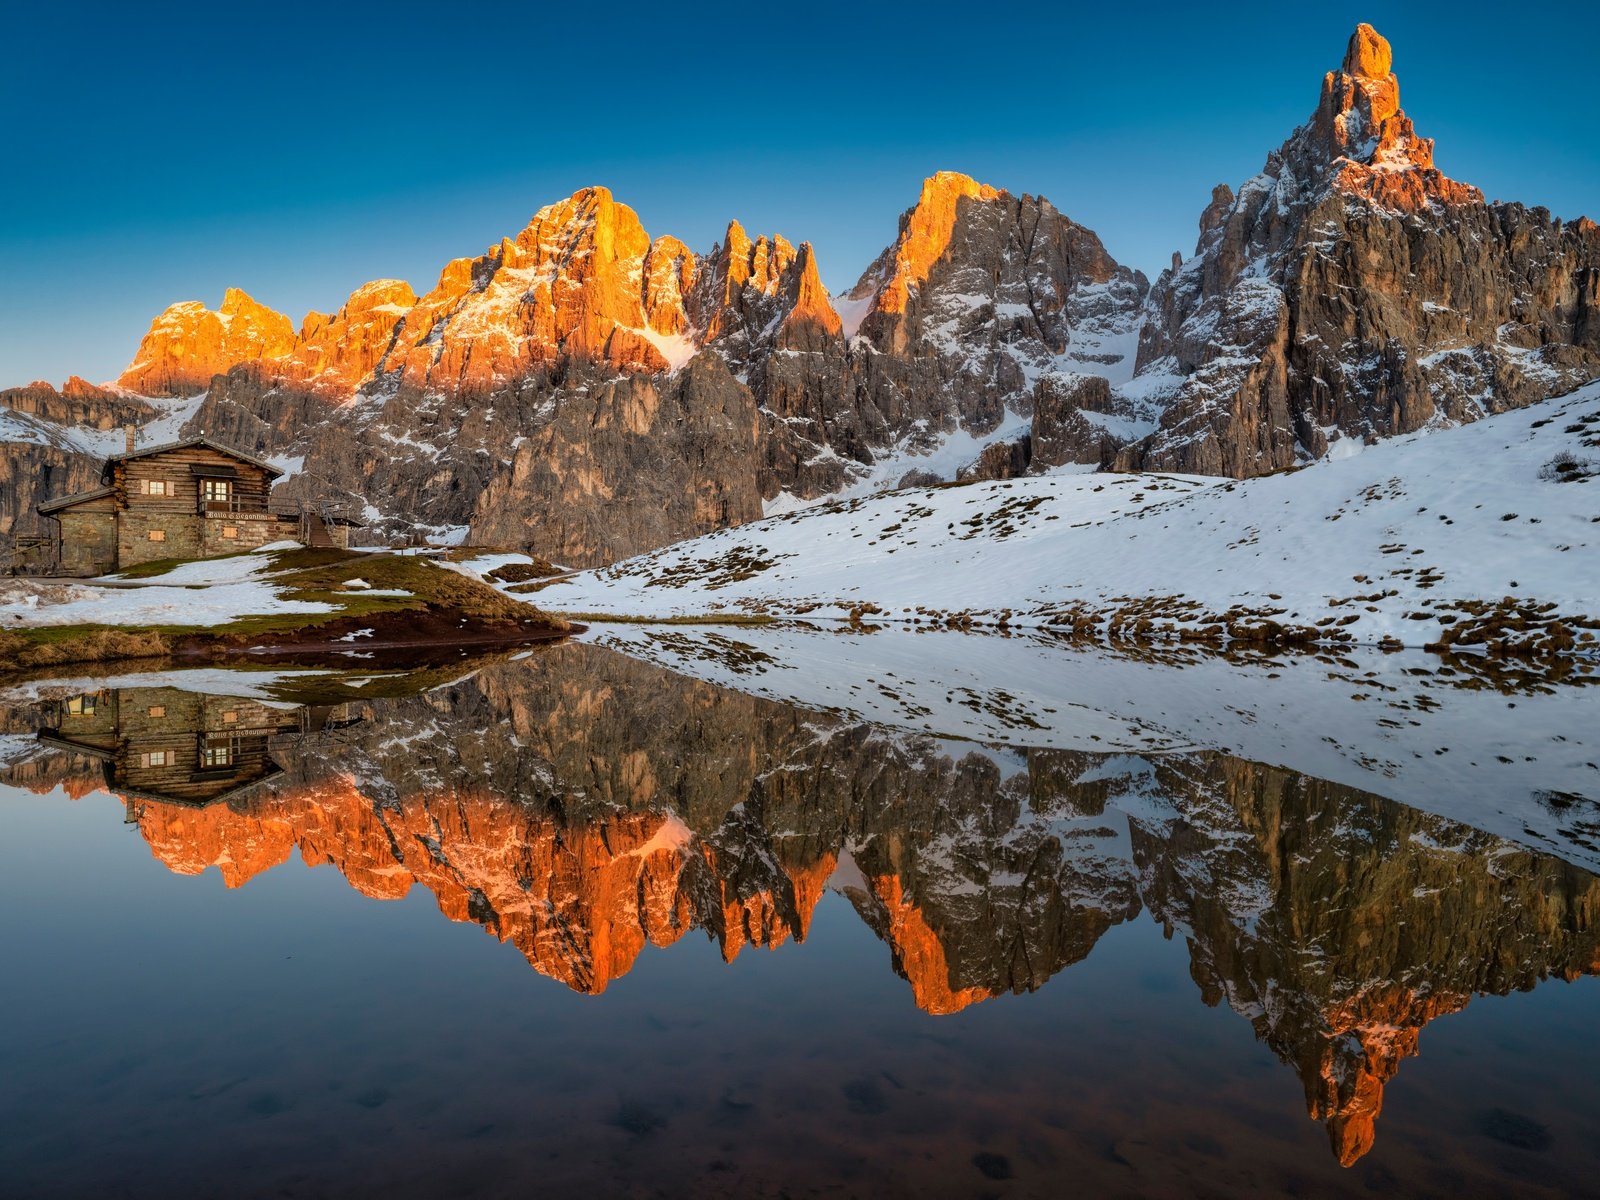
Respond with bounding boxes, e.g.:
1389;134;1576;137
3;1;1595;387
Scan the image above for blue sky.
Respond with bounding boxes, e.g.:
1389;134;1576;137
3;1;1595;386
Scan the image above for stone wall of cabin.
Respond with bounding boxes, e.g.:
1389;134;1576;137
57;505;116;577
199;514;297;558
117;510;203;567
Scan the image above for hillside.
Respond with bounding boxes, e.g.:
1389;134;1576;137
536;380;1600;656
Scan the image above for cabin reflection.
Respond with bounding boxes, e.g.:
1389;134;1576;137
38;687;353;808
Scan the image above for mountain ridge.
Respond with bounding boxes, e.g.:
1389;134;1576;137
3;24;1596;568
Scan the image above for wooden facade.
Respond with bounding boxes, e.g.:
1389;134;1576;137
34;437;331;576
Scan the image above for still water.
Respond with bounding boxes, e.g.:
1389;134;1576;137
1;637;1598;1198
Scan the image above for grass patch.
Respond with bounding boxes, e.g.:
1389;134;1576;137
263;549;549;624
2;549;569;673
0;625;171;670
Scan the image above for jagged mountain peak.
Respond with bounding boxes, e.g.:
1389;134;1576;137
1342;22;1391;78
774;241;842;350
1294;23;1481;210
118;288;297;397
847;170;1005;313
1121;24;1597;478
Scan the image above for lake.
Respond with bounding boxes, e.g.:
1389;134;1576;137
2;634;1597;1198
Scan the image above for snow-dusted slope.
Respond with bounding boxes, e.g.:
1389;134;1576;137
0;392;203;458
537;381;1600;653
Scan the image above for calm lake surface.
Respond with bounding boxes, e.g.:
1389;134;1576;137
2;635;1598;1198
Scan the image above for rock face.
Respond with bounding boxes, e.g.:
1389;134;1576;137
0;440;102;555
1;376;152;431
463;355;763;564
753;172;1149;497
119;288;298;397
0;379;153;559
1119;24;1600;475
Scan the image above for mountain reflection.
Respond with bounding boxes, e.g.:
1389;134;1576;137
6;641;1599;1167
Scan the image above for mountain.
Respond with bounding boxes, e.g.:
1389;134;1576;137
1116;24;1600;474
3;174;1148;564
3;24;1595;566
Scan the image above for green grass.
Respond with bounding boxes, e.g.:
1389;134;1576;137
262;549;545;624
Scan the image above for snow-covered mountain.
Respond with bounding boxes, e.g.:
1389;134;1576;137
540;379;1600;656
1117;24;1600;475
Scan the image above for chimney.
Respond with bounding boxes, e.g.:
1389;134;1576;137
124;426;136;455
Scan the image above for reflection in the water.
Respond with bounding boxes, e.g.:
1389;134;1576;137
6;642;1600;1169
35;685;357;808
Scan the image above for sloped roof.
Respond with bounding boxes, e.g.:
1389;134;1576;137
105;436;285;479
37;485;116;515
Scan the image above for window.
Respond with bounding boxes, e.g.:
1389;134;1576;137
147;530;166;542
142;750;170;768
144;479;171;496
222;526;238;539
202;742;234;768
221;711;238;724
147;705;166;718
65;695;98;717
201;479;233;503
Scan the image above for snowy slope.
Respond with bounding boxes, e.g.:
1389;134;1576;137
538;381;1600;653
0;546;332;628
0;393;205;459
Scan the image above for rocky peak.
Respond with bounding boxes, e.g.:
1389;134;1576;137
688;221;833;366
722;219;797;294
774;242;842;351
642;236;696;336
848;171;1003;319
60;375;112;400
1298;23;1481;210
280;279;419;400
1342;22;1391;77
346;186;698;390
1121;23;1596;478
118;287;297;397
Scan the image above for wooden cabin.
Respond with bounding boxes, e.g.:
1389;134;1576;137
35;436;345;576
